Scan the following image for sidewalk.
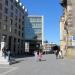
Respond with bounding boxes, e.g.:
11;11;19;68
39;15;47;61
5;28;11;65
0;54;75;75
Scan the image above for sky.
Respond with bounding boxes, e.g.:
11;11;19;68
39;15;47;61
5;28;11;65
21;0;63;45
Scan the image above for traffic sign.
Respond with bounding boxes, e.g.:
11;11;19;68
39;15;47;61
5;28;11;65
72;36;75;46
73;36;75;40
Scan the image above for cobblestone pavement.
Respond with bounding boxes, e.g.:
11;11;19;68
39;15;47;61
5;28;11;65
0;54;75;75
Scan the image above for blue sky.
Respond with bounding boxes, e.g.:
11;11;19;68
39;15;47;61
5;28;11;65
21;0;63;45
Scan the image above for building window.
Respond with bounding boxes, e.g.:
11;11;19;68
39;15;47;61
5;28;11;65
9;26;12;32
14;29;17;34
34;28;41;33
19;25;21;29
15;9;18;14
10;0;13;2
4;15;8;22
10;12;13;17
19;12;21;17
15;16;18;20
19;18;21;23
15;2;18;7
18;39;20;42
22;16;24;19
0;22;1;29
5;0;8;6
18;31;20;36
15;9;17;13
22;33;24;37
22;27;24;31
18;39;20;48
11;5;13;10
5;7;8;14
21;40;23;47
14;38;16;52
22;21;24;25
0;12;2;19
0;3;2;10
10;19;13;25
15;23;17;27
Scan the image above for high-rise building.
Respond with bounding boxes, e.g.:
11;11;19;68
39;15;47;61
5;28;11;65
60;0;75;56
0;0;27;55
25;15;44;54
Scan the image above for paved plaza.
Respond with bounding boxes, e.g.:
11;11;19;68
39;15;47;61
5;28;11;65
0;54;75;75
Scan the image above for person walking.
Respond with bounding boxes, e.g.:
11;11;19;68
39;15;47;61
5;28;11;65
38;51;42;61
55;49;60;59
34;51;38;61
59;50;64;59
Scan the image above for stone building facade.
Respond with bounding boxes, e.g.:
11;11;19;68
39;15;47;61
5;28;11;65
0;0;27;55
60;0;75;57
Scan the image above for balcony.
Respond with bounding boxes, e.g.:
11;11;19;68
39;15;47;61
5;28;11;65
60;0;67;7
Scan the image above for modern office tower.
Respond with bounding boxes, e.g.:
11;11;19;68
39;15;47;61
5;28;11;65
60;0;75;56
25;15;44;54
0;0;27;55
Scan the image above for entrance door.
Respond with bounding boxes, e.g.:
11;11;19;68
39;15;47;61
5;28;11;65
14;38;16;53
8;36;12;51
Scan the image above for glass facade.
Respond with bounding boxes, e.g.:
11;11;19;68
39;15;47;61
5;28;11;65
25;16;43;41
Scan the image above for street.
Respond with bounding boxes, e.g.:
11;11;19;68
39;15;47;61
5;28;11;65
0;54;75;75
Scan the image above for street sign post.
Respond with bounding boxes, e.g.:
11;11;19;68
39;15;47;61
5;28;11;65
72;36;75;46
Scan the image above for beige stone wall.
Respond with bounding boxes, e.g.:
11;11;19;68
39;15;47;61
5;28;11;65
60;16;67;55
60;0;75;58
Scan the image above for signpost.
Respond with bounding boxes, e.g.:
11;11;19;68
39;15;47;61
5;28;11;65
73;36;75;40
72;36;75;46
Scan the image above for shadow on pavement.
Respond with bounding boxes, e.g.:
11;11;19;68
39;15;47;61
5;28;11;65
10;59;24;65
11;54;34;59
41;59;46;61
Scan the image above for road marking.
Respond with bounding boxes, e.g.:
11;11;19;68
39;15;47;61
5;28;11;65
0;67;18;75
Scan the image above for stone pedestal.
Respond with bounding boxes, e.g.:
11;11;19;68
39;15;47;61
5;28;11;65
0;41;10;64
0;51;10;64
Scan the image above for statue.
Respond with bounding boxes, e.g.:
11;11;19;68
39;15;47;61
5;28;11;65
0;35;6;56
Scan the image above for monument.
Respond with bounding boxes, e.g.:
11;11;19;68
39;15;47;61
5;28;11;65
0;36;10;64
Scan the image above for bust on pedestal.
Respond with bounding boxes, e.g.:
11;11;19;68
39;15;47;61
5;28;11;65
0;42;5;56
0;35;10;64
0;35;6;56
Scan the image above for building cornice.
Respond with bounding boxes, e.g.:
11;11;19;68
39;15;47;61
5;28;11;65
60;0;67;7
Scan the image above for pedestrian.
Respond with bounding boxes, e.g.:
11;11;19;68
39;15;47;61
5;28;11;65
34;51;38;61
55;49;60;59
2;47;7;58
58;50;64;59
38;51;42;61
